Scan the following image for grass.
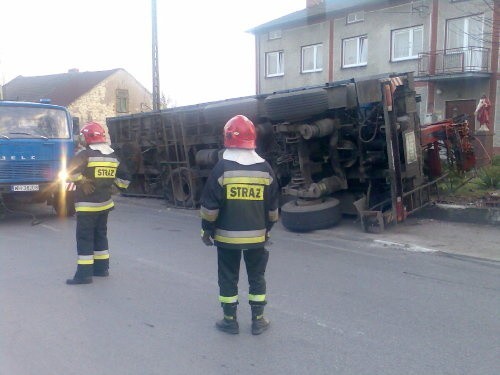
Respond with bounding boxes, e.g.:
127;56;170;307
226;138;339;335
437;154;500;204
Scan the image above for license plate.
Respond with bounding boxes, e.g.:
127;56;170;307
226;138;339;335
11;184;40;192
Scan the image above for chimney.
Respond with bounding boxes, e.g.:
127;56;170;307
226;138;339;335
306;0;324;8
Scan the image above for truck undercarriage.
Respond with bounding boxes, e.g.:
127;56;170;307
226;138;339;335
107;72;475;232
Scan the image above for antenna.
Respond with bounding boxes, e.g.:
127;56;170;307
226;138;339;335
152;0;161;111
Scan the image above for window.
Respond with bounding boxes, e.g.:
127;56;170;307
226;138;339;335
342;36;368;68
347;11;364;24
446;15;484;71
446;15;484;49
116;89;129;113
268;29;282;40
0;107;70;139
301;44;323;73
266;51;284;77
392;26;423;61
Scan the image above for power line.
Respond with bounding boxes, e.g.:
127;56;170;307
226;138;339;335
481;0;496;13
438;5;499;47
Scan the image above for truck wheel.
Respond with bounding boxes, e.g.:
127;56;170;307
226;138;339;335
203;98;261;127
264;89;329;122
281;198;341;232
53;191;76;217
164;168;202;208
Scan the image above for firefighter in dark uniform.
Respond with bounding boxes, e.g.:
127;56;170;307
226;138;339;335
200;115;279;335
66;122;130;285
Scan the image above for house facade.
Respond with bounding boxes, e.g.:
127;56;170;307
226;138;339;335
249;0;499;153
2;68;152;142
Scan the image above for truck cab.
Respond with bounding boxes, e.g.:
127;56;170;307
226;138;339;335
0;101;76;216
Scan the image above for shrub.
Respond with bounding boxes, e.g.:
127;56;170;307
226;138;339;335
473;164;500;189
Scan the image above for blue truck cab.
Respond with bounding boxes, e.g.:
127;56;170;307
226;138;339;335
0;101;76;216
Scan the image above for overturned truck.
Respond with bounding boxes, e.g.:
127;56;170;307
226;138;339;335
107;72;474;233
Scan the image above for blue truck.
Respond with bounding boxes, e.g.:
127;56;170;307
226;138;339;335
0;101;77;217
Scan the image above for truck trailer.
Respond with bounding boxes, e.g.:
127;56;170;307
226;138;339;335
106;72;475;232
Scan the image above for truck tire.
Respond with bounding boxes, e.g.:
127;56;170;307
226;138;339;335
281;197;341;232
203;98;261;127
264;89;329;122
164;168;202;208
53;191;76;217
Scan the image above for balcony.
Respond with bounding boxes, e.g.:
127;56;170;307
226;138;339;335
417;47;490;78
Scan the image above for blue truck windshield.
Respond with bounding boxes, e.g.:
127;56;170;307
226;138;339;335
0;106;70;139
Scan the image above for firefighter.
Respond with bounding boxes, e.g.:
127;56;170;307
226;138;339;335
200;115;279;335
66;122;130;285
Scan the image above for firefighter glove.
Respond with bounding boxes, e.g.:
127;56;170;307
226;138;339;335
80;177;95;195
201;231;214;246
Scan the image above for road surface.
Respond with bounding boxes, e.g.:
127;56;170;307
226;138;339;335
1;196;499;375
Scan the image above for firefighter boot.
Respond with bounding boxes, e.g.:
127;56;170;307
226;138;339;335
215;303;239;334
66;264;93;285
93;258;109;277
251;305;270;335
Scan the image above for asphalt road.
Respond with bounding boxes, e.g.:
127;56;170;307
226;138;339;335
1;196;499;375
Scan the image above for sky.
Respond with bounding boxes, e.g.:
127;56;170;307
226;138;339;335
0;0;305;106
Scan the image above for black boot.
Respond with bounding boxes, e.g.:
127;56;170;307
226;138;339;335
93;269;109;277
215;303;239;334
66;264;93;285
93;258;109;277
251;304;270;335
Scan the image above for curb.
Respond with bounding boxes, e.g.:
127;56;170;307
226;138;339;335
415;203;500;226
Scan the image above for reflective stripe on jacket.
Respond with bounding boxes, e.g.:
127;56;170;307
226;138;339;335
200;158;279;250
68;147;130;213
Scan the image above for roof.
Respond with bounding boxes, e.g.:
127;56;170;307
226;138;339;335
2;69;121;107
248;0;398;33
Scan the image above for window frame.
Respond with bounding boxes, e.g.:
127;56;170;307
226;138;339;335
116;89;129;114
346;11;364;24
391;25;424;62
268;29;282;40
266;50;284;77
342;35;368;68
445;14;484;50
301;43;323;73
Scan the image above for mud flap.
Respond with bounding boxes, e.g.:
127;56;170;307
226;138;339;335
359;211;385;234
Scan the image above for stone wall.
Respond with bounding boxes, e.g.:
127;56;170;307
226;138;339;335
68;69;151;143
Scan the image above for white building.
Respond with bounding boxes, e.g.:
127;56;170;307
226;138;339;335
249;0;499;153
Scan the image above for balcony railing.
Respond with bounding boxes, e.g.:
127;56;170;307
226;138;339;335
418;47;490;76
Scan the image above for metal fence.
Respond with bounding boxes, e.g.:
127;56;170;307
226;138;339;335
418;47;490;75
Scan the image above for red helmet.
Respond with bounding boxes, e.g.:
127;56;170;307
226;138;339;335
80;122;106;144
223;115;256;149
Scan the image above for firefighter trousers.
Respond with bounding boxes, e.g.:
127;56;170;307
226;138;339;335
76;211;110;273
217;247;269;305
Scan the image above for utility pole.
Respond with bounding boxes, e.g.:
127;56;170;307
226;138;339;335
151;0;161;111
0;59;3;100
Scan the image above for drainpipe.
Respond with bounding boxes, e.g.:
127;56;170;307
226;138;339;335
488;0;499;133
426;0;439;116
328;19;334;82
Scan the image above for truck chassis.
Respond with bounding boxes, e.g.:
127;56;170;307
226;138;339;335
107;72;474;232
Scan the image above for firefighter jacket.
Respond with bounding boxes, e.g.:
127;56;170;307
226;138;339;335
68;145;130;213
200;152;279;250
